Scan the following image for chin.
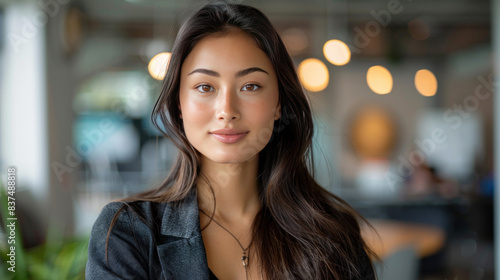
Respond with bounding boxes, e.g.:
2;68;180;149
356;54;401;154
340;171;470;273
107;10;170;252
204;152;257;164
208;155;249;164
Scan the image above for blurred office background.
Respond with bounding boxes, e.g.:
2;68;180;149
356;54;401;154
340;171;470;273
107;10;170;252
0;0;496;279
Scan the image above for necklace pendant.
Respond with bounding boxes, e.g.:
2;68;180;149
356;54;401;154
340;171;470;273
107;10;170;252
241;255;248;267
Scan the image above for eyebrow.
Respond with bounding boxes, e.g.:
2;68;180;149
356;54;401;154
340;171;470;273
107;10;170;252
187;67;269;78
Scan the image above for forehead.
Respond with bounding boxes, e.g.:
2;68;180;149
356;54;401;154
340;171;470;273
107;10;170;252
181;30;275;75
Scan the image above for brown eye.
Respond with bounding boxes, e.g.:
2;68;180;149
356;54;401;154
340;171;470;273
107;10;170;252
242;84;260;91
196;84;215;93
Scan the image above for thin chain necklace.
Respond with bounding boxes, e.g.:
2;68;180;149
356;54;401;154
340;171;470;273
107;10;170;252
199;209;255;280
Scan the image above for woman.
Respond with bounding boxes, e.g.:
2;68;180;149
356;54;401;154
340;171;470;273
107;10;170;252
86;1;377;279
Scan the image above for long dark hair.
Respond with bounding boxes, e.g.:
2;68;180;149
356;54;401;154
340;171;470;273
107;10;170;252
106;1;378;279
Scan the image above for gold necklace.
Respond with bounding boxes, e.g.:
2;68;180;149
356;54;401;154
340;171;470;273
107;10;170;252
199;209;255;280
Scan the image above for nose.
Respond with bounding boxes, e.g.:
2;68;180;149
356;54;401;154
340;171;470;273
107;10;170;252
216;87;240;121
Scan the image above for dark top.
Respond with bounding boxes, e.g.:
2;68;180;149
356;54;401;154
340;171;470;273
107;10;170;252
85;189;375;279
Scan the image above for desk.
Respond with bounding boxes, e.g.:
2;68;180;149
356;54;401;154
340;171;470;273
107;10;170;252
361;219;445;259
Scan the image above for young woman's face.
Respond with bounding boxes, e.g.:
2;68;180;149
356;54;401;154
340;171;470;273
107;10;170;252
179;30;281;164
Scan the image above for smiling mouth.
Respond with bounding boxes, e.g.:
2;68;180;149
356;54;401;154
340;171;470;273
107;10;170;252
210;132;248;144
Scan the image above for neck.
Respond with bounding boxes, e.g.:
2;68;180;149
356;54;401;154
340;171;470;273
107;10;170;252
197;154;261;223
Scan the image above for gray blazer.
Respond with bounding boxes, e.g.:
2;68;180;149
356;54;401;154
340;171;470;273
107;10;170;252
86;190;210;279
85;190;375;279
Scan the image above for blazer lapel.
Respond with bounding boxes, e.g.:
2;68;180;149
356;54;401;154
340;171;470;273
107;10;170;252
156;190;210;280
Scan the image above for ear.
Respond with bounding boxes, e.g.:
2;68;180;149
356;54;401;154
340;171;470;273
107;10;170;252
178;104;182;119
274;102;281;120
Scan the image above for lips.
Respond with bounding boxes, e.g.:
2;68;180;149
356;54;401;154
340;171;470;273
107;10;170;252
209;129;249;144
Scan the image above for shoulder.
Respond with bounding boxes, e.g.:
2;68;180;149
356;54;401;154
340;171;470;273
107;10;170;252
86;200;167;279
92;193;200;238
91;200;165;234
88;199;167;249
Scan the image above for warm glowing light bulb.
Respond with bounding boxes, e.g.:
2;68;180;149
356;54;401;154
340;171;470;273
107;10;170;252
298;58;329;92
366;65;393;95
415;69;437;97
148;52;171;80
323;39;351;66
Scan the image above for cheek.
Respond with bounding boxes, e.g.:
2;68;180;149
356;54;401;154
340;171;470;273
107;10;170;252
253;94;279;123
247;101;278;142
251;104;276;127
181;98;212;131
